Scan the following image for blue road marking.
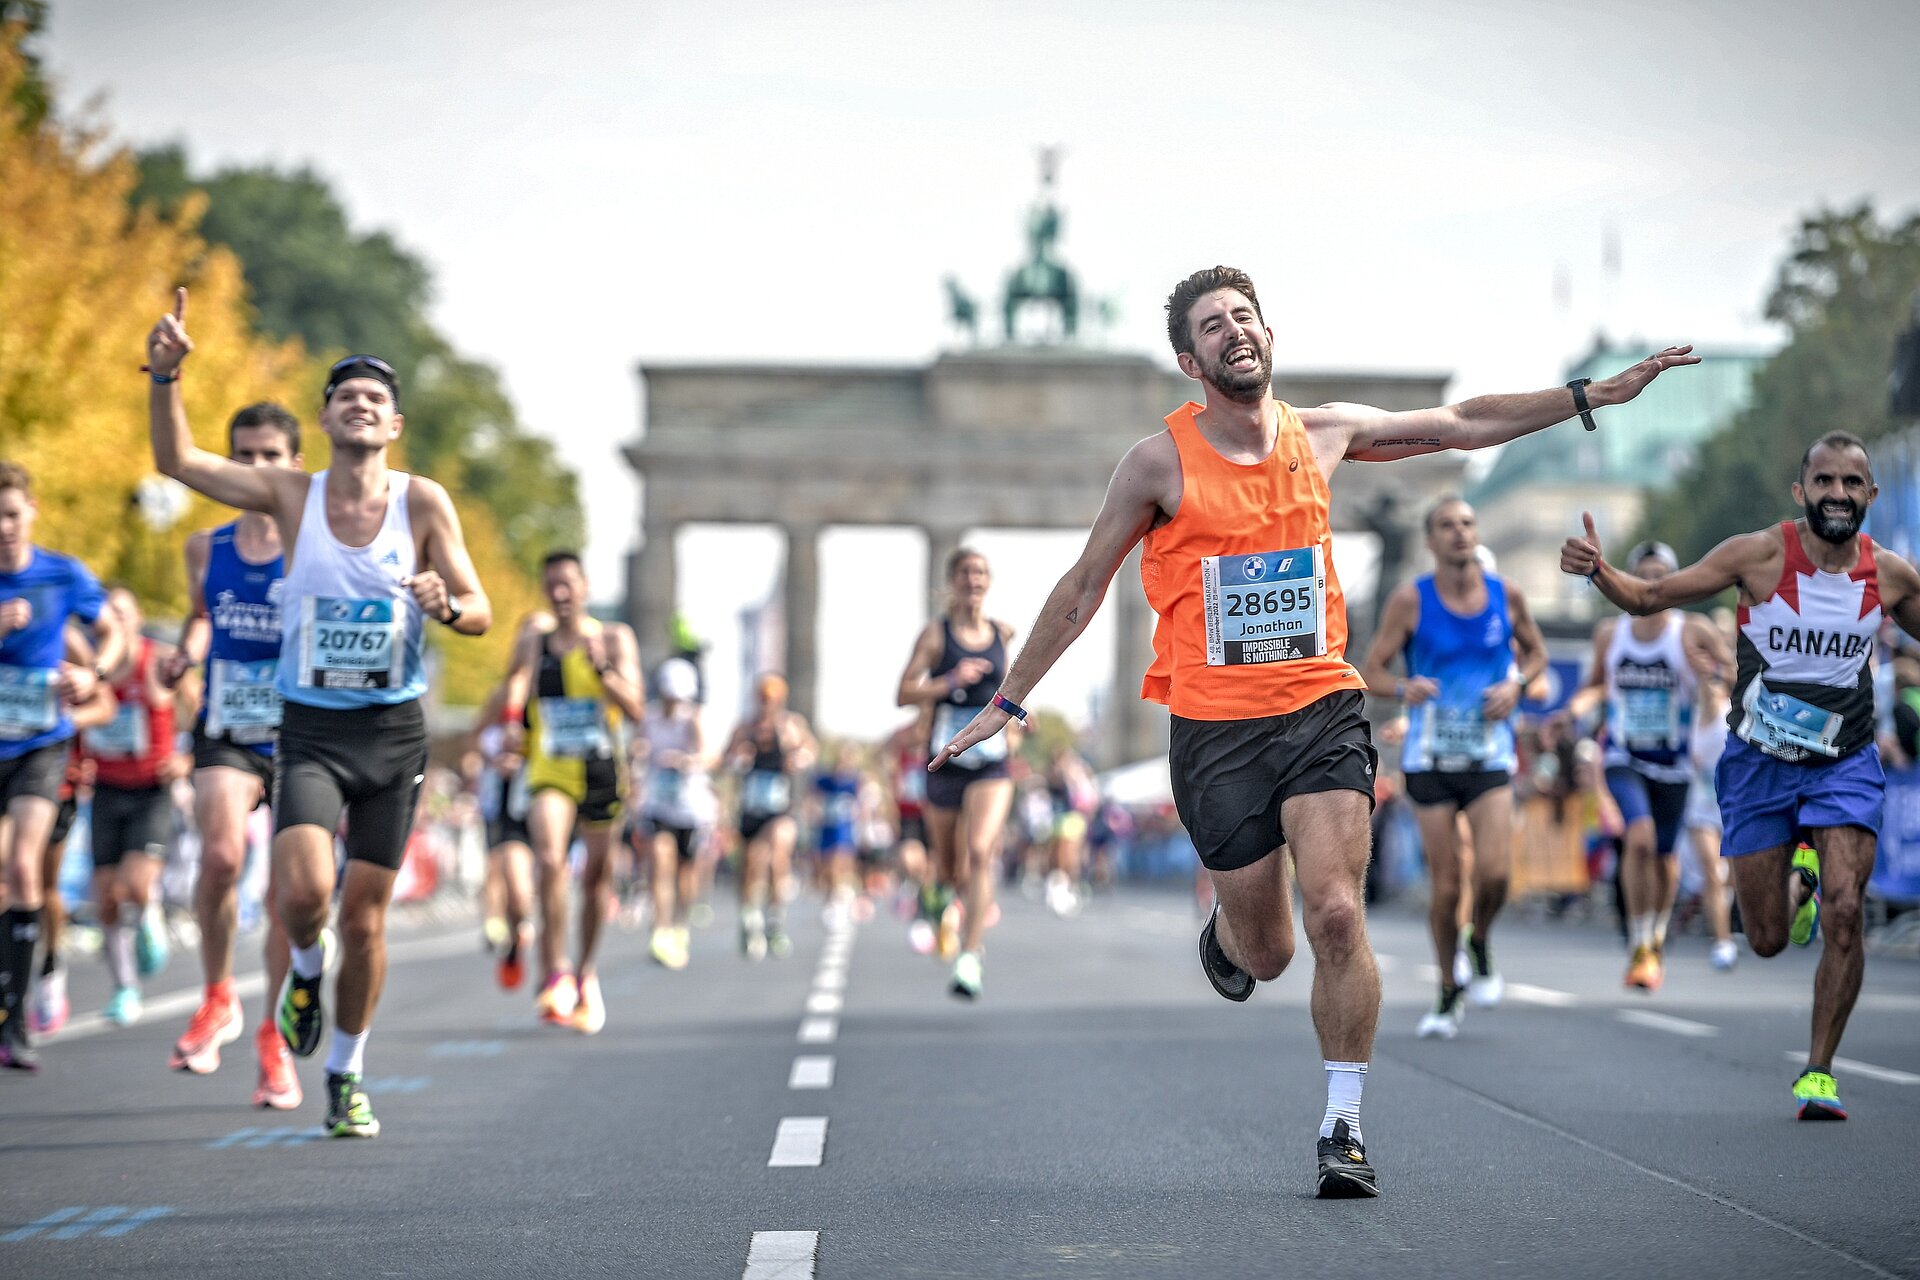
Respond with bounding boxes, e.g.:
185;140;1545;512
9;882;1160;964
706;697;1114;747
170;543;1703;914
206;1127;260;1150
2;1207;86;1242
207;1126;322;1150
363;1075;432;1094
97;1208;173;1238
429;1040;506;1058
50;1207;129;1240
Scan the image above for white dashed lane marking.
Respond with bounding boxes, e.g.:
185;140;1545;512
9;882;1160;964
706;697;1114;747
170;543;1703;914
1782;1051;1920;1085
768;1117;828;1167
742;1229;819;1279
798;1017;837;1044
804;992;843;1015
1617;1009;1718;1038
788;1056;834;1089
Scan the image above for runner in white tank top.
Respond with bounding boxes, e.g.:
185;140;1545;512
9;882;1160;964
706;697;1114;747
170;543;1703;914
147;290;492;1139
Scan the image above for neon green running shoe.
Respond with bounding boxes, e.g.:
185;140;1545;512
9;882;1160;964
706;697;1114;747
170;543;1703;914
325;1071;381;1138
1790;844;1821;946
1792;1068;1846;1121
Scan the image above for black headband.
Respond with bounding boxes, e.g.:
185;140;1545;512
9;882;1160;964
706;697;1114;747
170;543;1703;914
323;356;401;410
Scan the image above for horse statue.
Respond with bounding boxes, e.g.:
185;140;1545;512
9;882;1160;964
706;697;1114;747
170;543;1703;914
944;275;979;346
1002;153;1079;343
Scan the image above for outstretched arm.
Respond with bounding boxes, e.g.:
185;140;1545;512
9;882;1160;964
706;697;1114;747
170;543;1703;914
1315;346;1701;462
930;437;1167;768
405;477;491;636
146;288;301;515
1562;513;1761;615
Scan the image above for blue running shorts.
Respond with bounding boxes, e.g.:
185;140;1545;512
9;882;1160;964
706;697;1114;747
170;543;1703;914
1714;738;1885;858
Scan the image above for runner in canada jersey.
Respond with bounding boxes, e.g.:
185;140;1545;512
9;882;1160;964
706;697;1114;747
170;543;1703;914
1562;430;1920;1125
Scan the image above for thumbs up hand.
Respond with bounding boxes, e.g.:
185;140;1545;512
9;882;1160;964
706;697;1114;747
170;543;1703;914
1560;511;1604;579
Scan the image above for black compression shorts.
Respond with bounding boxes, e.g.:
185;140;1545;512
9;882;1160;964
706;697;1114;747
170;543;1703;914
90;784;173;868
273;700;429;871
1403;769;1511;810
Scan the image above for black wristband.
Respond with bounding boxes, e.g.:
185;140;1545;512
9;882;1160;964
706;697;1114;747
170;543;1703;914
1568;377;1597;432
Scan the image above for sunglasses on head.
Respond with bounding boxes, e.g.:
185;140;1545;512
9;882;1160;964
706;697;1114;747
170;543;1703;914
327;354;397;379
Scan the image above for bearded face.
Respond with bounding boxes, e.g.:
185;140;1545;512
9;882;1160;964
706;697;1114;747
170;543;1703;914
1804;493;1863;543
1201;327;1274;404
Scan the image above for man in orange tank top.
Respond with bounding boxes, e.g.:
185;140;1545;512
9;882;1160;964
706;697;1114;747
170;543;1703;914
934;265;1697;1198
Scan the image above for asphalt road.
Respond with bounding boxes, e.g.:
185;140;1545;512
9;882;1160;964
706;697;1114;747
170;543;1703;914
4;885;1918;1279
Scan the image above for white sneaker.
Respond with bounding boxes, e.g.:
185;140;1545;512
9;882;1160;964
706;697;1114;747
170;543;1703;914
1452;947;1474;989
1467;972;1505;1009
1417;990;1465;1040
1044;872;1078;917
1710;939;1739;971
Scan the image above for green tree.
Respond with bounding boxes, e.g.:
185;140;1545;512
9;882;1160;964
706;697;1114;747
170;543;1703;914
131;148;584;571
1640;204;1920;559
0;5;47;126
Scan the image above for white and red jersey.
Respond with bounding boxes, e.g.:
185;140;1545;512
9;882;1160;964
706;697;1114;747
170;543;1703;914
1730;521;1880;763
84;636;177;790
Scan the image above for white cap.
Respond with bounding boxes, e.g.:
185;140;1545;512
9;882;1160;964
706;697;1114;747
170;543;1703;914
656;657;698;702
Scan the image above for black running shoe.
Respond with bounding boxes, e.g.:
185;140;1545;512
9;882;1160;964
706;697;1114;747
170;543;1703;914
1316;1119;1379;1198
1199;905;1254;1002
325;1071;380;1138
277;969;324;1058
0;1020;39;1073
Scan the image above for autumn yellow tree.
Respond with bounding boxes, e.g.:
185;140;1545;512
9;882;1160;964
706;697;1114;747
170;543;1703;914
0;27;538;707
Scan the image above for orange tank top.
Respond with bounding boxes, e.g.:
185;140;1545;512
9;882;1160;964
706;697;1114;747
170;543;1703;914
1139;400;1363;720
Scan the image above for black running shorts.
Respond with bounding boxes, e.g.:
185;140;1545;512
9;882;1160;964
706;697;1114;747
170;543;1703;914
652;822;699;862
47;794;79;853
0;740;69;808
90;783;173;868
1403;769;1511;810
1170;690;1378;873
192;726;275;800
926;760;1010;811
273;700;429;871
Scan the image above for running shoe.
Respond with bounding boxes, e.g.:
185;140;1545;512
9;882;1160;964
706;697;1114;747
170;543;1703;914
498;925;528;991
135;911;170;978
536;971;578;1025
171;991;243;1074
949;950;983;1000
935;903;961;963
1710;939;1739;971
688;901;715;929
571;972;606;1035
1198;905;1254;1002
1465;935;1503;1009
324;1071;380;1138
30;964;69;1036
277;966;325;1057
766;916;793;960
1453;925;1475;990
1792;1068;1846;1121
1416;986;1466;1040
1790;844;1821;946
482;915;510;954
1315;1119;1380;1198
104;985;143;1026
0;1024;39;1073
649;926;678;968
1625;944;1663;992
253;1022;301;1110
740;907;767;960
906;918;936;956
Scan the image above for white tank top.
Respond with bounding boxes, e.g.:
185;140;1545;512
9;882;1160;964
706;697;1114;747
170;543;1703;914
276;469;427;708
1603;612;1696;782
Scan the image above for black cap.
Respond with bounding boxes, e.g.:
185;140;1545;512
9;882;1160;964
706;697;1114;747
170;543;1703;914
323;355;400;410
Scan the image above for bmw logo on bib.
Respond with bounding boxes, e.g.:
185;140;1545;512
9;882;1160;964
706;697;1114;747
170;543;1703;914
325;599;351;620
1242;555;1267;580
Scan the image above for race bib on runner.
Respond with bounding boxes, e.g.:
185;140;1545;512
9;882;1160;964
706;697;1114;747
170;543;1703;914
933;702;1008;768
538;697;611;759
300;596;401;690
1738;679;1843;761
1202;547;1325;666
1619;687;1678;751
207;658;282;744
84;700;150;759
0;665;57;741
742;769;792;816
1426;705;1498;768
648;768;686;814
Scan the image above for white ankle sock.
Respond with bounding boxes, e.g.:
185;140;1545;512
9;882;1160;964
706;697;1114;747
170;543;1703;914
1629;913;1655;948
324;1027;368;1077
1652;907;1672;947
290;938;325;979
1321;1061;1368;1143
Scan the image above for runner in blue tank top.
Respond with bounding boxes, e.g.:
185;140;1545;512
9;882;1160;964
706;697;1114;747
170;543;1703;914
157;403;307;1106
0;460;124;1073
1564;431;1920;1122
1360;497;1546;1040
147;289;492;1138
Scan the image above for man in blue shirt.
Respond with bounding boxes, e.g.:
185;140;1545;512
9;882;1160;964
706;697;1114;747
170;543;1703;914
0;460;126;1072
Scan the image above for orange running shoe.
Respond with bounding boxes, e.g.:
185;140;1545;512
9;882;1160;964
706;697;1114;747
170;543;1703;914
570;972;606;1036
536;971;578;1026
252;1022;302;1110
170;991;244;1075
1625;944;1663;992
497;926;530;991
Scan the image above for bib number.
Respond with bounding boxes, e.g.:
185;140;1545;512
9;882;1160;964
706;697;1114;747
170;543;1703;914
84;701;150;759
1738;679;1843;761
301;596;401;690
1619;687;1678;751
742;769;792;816
933;702;1008;768
0;665;57;741
648;768;686;813
1202;547;1325;666
538;697;611;759
207;658;282;743
1426;705;1497;768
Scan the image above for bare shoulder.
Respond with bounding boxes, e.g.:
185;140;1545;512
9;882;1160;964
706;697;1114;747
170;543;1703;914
1592;616;1618;647
405;473;456;519
1876;544;1920;592
183;528;212;563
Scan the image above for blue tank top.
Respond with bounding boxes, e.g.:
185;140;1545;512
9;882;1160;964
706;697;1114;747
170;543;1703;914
0;548;107;760
1401;573;1518;774
201;521;285;754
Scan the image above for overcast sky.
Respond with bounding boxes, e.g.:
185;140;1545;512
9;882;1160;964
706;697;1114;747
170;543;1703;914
43;0;1920;741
